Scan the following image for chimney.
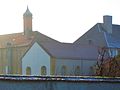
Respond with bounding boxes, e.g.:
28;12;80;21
103;15;112;34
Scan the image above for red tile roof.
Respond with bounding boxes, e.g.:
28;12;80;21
0;32;34;48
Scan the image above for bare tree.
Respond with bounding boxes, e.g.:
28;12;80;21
95;47;120;77
95;47;107;76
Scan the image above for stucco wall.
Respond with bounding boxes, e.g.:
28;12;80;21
82;60;96;75
22;43;50;75
0;46;29;75
56;59;97;75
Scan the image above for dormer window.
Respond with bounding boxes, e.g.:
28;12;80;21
88;39;93;45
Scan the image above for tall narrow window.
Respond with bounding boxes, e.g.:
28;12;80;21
61;65;67;75
41;66;47;75
26;67;31;75
5;66;8;74
74;66;80;76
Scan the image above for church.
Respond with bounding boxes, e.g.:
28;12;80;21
0;7;99;76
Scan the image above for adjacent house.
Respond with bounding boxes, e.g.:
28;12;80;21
74;15;120;57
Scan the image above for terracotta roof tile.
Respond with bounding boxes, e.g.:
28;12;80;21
0;32;34;48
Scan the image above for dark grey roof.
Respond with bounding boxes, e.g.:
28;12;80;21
33;31;60;43
100;24;120;48
38;42;99;60
74;23;120;49
74;23;107;47
22;31;99;60
104;33;120;48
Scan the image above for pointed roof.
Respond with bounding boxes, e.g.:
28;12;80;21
38;42;99;60
0;31;60;48
23;6;32;17
74;23;120;48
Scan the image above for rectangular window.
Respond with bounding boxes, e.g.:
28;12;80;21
109;49;118;57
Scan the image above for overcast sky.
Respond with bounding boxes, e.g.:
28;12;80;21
0;0;120;43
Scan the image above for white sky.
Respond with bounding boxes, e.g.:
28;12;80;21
0;0;120;43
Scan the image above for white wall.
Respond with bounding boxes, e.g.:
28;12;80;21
55;59;97;76
82;60;97;75
22;42;50;75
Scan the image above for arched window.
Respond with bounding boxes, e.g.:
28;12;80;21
75;66;80;76
41;66;47;75
61;65;67;75
26;67;31;75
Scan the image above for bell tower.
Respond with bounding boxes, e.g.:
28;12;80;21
23;6;32;36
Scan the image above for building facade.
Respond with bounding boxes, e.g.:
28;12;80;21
22;42;98;76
